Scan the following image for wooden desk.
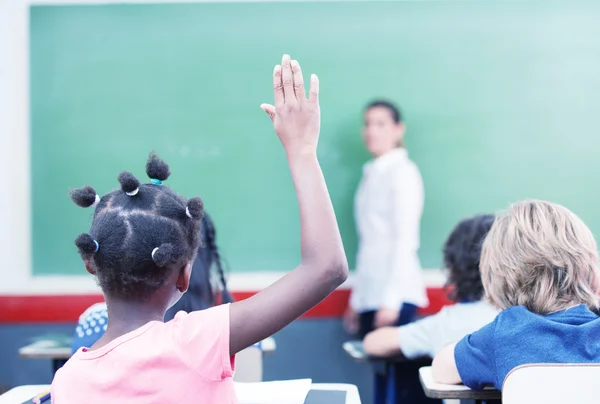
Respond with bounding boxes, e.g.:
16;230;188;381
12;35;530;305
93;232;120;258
0;382;360;404
419;366;501;402
343;340;431;404
0;385;49;404
19;337;71;374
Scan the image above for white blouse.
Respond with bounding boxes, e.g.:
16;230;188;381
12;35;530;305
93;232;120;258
350;148;429;312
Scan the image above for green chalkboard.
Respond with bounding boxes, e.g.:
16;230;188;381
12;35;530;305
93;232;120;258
31;1;600;275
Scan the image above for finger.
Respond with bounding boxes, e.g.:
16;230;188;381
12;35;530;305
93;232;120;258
291;60;306;104
272;65;284;107
308;74;319;104
260;104;276;121
281;54;295;104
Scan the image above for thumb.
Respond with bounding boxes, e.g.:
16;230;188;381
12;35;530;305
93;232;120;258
260;104;276;121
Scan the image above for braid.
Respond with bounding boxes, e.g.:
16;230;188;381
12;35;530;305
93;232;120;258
204;216;233;303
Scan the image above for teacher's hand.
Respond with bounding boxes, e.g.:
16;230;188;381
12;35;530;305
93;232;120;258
374;308;399;328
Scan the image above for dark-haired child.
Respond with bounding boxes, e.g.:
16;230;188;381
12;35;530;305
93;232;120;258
362;215;498;403
363;214;498;359
51;54;348;403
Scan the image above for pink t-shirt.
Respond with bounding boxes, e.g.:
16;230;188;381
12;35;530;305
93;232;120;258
51;304;237;404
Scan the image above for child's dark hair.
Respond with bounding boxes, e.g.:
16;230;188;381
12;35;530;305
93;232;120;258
164;213;234;320
70;152;204;300
444;214;495;303
203;216;234;304
365;100;403;124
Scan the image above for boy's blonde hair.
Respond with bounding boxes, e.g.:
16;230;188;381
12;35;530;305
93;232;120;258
481;200;600;314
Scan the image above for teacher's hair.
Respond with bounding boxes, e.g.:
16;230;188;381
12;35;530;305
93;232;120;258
365;100;403;124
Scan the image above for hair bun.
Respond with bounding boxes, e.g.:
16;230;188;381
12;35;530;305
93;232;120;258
118;171;140;196
70;186;100;208
146;152;171;182
151;243;179;268
75;233;99;255
186;197;204;220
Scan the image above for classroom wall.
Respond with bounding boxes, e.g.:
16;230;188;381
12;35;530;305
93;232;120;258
0;0;32;294
7;0;600;291
6;1;599;402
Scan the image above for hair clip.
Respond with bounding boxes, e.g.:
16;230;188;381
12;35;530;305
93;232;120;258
93;240;99;252
150;179;163;186
186;207;193;219
152;247;159;259
118;172;141;197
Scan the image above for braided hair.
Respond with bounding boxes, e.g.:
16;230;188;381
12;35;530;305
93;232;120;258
70;152;204;300
202;214;234;305
163;213;233;320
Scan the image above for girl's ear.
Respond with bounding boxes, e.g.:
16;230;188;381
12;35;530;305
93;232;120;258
176;262;192;293
84;259;96;275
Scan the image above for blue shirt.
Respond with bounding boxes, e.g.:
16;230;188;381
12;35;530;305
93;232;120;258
454;304;600;390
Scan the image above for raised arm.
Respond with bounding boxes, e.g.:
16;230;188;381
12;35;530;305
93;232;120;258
228;55;349;355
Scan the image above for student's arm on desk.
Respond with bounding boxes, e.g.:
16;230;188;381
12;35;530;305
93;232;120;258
228;55;348;355
432;343;461;385
364;311;439;358
363;327;401;357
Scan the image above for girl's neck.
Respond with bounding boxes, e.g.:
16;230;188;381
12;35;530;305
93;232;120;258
90;296;167;350
108;298;166;327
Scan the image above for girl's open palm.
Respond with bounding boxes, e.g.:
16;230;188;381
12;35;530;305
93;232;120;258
260;54;320;155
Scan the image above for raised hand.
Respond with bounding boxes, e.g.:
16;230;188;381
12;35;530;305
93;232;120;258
260;54;320;155
229;55;347;355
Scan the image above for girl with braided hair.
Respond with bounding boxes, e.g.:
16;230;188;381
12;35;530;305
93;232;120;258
51;54;348;403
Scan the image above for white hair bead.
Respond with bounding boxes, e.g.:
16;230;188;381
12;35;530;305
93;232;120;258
126;188;139;196
91;194;101;208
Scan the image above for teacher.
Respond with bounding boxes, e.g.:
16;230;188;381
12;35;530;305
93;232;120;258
345;100;429;339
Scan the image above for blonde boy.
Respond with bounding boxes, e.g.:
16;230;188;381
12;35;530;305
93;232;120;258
432;200;600;390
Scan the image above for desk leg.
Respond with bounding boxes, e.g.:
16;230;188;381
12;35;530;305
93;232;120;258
386;362;395;404
372;362;389;404
374;370;387;404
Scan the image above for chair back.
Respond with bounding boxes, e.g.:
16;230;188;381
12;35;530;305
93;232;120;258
503;363;600;404
233;345;263;382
